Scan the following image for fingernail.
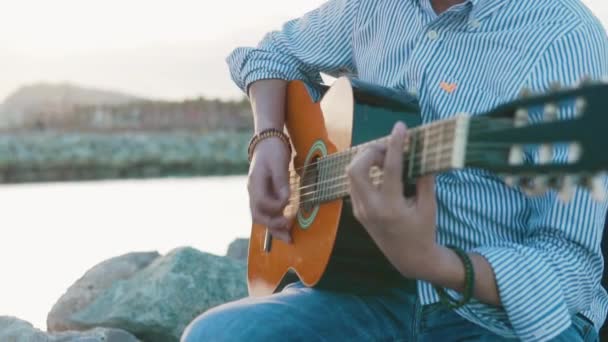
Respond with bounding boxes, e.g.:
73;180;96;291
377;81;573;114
393;122;407;138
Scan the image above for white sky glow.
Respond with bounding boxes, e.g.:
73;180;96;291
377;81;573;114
0;0;607;101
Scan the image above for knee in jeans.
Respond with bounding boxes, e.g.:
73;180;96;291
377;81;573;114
181;306;234;342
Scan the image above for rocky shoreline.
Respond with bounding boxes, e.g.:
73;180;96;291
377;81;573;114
1;239;250;342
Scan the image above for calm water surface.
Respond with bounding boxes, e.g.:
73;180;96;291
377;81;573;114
0;176;250;330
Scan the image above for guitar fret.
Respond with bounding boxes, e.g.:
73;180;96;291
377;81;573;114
303;117;464;205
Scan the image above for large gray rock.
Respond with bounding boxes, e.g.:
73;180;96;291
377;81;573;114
48;251;160;332
71;247;248;342
226;238;249;262
0;316;139;342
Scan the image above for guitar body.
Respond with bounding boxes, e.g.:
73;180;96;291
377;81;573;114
247;76;608;297
248;78;421;296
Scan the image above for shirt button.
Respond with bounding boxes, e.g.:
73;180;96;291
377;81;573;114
470;19;481;29
427;30;439;41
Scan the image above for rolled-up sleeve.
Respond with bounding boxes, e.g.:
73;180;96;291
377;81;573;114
456;24;608;341
226;0;363;94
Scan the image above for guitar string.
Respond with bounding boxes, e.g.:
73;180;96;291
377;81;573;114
285;121;517;201
284;119;461;182
287;126;457;199
286;119;513;198
282;116;537;208
288;145;502;204
287;154;507;209
290;128;458;194
288;146;513;205
283;116;466;178
284;118;513;182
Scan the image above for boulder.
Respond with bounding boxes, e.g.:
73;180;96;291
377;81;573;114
226;238;249;262
70;247;248;342
0;316;139;342
48;251;160;332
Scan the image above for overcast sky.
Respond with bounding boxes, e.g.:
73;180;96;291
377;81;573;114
1;0;607;101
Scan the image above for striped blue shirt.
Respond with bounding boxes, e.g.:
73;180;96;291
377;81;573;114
226;0;608;340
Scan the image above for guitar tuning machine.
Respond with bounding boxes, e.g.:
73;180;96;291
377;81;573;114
504;176;518;187
578;75;594;86
519;87;533;98
574;98;587;118
508;145;524;166
514;109;528;127
568;143;582;163
531;176;549;195
549;81;562;92
587;174;607;202
543;103;559;122
558;175;578;203
538;145;553;164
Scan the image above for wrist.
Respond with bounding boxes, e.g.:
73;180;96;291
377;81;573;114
248;129;292;162
420;245;466;291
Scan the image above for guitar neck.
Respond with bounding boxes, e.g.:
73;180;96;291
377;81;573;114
301;115;470;204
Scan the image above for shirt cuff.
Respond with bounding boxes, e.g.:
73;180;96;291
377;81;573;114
470;246;572;341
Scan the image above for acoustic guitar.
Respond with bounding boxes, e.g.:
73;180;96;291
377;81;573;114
247;76;608;296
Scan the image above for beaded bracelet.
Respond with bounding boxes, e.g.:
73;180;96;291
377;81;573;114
433;246;475;310
247;128;292;162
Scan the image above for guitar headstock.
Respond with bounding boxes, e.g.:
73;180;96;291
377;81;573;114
464;79;608;202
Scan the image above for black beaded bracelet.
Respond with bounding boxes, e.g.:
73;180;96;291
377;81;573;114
433;246;475;310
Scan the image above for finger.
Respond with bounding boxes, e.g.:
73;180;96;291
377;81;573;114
415;175;436;217
254;171;288;214
271;164;290;205
347;145;385;196
267;215;290;231
383;122;407;195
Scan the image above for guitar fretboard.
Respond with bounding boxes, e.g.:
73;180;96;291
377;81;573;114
290;115;470;209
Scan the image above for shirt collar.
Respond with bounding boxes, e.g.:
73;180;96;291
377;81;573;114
417;0;507;21
470;0;508;21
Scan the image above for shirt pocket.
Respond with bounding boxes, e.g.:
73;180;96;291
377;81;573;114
423;76;509;121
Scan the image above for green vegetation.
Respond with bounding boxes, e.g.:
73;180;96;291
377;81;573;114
0;132;251;183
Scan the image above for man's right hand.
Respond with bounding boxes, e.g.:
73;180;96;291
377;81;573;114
248;137;293;243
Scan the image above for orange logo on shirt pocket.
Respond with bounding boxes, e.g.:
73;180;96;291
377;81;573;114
440;81;458;93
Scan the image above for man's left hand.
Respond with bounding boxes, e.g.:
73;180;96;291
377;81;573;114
346;122;440;279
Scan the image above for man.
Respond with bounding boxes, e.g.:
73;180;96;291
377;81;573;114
183;0;608;340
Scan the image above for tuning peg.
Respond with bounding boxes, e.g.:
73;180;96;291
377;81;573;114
517;176;547;196
549;81;562;91
532;176;549;195
589;174;607;202
574;98;587;118
509;145;524;165
547;175;563;190
504;176;518;187
568;143;582;163
578;75;594;86
543;103;559;121
514;109;528;127
539;145;553;164
519;87;533;98
558;175;578;202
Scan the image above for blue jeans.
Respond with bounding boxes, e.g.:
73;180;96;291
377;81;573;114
181;282;598;341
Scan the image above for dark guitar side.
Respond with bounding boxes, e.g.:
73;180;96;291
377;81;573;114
247;78;422;297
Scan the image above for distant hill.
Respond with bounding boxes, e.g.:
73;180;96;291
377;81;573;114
0;83;252;133
0;83;144;117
